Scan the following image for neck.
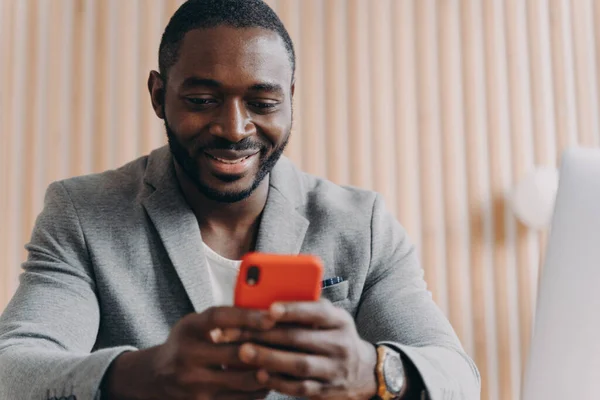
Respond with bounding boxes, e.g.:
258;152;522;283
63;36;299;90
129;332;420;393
174;162;269;230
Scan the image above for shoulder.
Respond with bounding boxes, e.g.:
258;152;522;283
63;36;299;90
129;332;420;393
272;157;387;228
61;154;148;194
282;161;411;251
50;153;150;210
268;155;381;234
300;172;379;225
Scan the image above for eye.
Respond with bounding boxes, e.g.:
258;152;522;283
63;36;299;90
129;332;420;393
185;97;219;108
248;101;279;113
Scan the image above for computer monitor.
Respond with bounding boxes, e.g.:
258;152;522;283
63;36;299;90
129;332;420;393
522;147;600;400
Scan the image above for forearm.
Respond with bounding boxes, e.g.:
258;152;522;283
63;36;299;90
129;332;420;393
100;346;161;400
0;341;136;400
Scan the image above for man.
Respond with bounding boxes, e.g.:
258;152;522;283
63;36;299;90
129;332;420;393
0;1;480;399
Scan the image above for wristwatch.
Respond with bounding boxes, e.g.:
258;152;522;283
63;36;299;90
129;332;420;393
375;344;406;400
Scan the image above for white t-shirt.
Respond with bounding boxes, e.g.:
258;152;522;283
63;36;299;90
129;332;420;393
203;243;242;306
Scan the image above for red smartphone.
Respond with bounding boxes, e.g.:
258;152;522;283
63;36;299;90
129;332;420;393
234;252;324;310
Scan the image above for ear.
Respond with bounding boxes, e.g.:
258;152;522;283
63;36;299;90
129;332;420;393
148;70;166;119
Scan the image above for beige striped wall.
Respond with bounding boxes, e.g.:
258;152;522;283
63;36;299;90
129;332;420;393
1;1;599;399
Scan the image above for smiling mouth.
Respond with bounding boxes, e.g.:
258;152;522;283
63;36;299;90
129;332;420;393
205;153;257;164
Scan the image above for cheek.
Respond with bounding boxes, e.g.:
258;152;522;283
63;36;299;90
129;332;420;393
260;112;292;146
178;116;208;137
259;125;288;149
164;94;209;140
168;113;210;142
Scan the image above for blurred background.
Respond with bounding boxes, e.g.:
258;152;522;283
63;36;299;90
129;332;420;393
1;1;600;399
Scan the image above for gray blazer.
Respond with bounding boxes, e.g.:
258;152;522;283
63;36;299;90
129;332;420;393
0;146;480;399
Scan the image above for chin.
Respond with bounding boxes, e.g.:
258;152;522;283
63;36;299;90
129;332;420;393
197;176;261;203
201;187;256;203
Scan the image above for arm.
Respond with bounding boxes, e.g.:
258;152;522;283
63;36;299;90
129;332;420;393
355;194;481;399
0;182;136;400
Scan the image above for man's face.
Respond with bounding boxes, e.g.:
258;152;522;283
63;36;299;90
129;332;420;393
154;26;294;203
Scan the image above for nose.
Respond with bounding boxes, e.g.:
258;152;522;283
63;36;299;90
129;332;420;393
209;98;256;142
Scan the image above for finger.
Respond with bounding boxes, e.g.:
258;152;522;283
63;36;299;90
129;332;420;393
184;307;277;339
211;328;244;344
256;371;324;398
200;369;266;392
239;343;337;381
239;327;346;356
178;367;265;392
213;389;271;400
186;343;250;369
269;300;350;328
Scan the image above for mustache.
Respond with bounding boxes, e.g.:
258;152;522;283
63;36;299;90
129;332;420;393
196;137;268;152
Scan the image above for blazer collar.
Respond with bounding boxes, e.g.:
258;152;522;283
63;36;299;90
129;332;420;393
255;155;309;254
141;146;309;311
141;146;213;312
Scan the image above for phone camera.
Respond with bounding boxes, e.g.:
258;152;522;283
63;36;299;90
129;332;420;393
246;266;260;286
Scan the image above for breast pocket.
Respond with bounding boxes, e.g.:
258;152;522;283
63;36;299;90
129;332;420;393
320;280;349;303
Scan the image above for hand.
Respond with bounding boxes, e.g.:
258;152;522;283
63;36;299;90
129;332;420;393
104;306;278;400
220;300;378;400
155;306;279;400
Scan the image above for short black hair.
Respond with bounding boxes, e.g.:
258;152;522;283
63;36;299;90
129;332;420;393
159;0;296;81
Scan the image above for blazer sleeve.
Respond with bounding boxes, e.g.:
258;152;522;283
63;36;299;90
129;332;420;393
355;194;481;399
0;182;137;400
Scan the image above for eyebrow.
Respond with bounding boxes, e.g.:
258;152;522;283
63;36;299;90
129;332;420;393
248;82;284;95
179;77;284;95
179;77;222;90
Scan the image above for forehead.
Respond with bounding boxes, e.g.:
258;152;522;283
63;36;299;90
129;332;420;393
169;26;293;89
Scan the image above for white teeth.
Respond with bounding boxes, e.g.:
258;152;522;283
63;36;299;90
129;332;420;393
208;154;250;164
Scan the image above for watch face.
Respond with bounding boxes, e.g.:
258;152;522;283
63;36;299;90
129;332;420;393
383;352;405;394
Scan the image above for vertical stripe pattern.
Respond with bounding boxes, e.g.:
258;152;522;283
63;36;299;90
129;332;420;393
1;1;600;399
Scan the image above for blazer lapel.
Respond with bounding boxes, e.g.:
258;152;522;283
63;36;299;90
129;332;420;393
255;157;309;255
142;147;214;313
141;147;310;311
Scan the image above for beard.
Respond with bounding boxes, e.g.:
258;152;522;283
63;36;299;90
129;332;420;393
165;118;290;203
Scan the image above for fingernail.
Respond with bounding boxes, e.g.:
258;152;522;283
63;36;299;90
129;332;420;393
270;303;285;318
209;328;222;343
221;328;242;342
256;369;269;384
240;344;257;362
259;313;276;330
